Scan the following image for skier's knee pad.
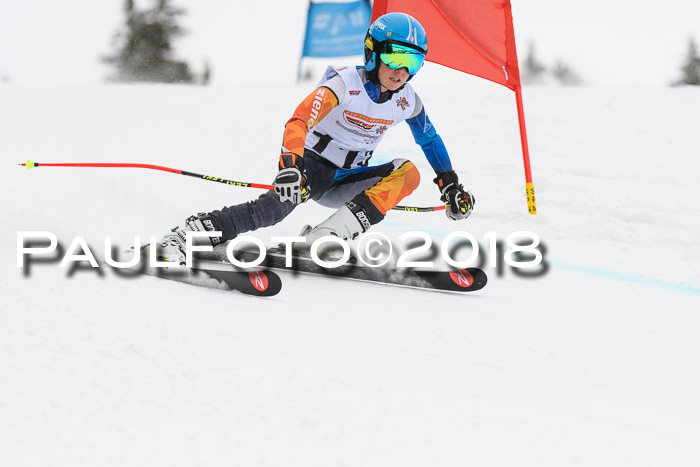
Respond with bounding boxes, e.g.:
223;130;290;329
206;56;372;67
364;159;421;215
394;159;421;193
386;159;421;196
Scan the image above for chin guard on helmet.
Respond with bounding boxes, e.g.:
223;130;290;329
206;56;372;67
364;34;382;72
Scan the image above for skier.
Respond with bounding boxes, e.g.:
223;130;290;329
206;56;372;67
157;12;475;263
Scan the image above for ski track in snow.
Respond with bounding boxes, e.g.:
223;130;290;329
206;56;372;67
1;80;700;466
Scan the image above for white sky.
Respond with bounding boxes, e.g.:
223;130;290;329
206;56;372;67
0;0;699;86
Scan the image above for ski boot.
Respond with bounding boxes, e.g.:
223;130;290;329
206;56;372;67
305;201;370;243
290;202;370;260
155;213;222;264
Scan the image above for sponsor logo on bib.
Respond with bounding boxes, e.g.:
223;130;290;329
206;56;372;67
342;111;393;133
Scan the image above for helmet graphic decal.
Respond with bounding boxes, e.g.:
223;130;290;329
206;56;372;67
405;15;419;45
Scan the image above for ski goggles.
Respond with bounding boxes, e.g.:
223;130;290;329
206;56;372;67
379;42;426;75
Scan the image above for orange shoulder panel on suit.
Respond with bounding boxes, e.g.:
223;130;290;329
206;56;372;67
282;86;338;158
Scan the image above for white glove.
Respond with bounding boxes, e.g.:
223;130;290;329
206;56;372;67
274;152;310;204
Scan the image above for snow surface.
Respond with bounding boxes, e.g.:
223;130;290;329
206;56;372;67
2;68;700;466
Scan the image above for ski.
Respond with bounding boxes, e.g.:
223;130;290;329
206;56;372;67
195;261;282;297
134;261;282;297
197;248;487;294
119;247;282;297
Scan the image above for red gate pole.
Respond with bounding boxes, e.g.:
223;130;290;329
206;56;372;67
515;85;536;214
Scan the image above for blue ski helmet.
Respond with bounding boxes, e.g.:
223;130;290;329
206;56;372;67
364;12;428;77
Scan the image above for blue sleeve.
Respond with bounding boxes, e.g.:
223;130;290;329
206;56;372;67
406;108;452;173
